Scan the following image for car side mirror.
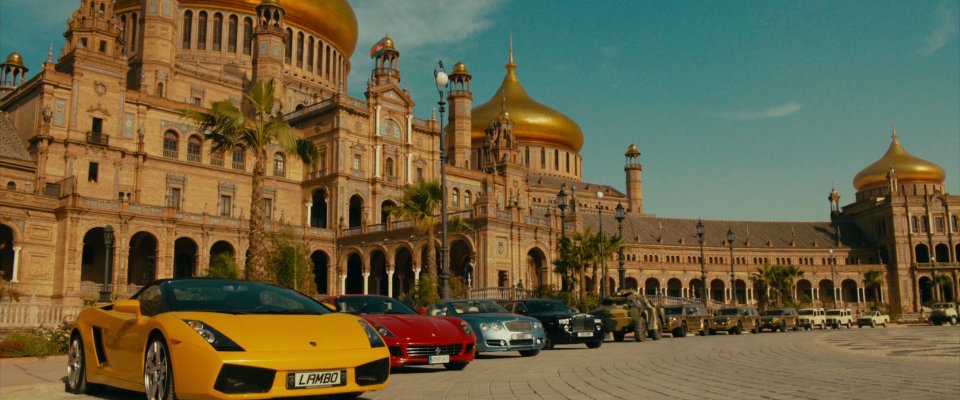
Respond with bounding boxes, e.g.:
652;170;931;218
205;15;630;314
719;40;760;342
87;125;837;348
114;299;141;320
417;307;427;315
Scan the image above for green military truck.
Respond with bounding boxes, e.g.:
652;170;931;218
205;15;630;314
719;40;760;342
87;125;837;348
591;289;664;342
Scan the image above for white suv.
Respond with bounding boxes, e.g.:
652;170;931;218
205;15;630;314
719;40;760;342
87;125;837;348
797;308;826;330
825;309;853;329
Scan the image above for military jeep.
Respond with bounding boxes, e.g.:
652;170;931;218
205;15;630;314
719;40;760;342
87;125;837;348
591;289;664;342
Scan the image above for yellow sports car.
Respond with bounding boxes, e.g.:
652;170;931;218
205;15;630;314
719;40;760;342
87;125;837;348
66;278;390;399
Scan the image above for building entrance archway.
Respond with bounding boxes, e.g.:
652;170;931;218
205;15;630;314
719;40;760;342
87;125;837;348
128;232;158;287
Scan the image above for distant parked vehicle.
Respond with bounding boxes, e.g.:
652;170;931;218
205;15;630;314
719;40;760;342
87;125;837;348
797;308;827;330
661;303;710;338
928;303;958;326
500;299;604;349
857;310;890;328
825;309;854;329
758;307;799;332
708;305;761;335
590;289;664;342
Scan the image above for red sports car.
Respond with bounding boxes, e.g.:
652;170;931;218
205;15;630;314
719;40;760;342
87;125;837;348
329;295;476;370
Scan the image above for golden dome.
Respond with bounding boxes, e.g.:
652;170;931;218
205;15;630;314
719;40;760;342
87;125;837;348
852;130;946;191
114;0;358;57
471;44;584;152
452;61;469;76
2;52;25;68
383;37;395;51
625;144;640;156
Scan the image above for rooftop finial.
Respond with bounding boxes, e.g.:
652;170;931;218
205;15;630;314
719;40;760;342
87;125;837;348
892;121;897;138
509;33;514;65
47;44;53;63
500;90;506;112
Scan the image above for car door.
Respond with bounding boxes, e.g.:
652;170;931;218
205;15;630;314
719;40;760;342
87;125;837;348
111;284;164;383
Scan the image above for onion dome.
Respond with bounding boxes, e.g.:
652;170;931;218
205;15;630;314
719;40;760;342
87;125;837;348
852;129;946;191
2;52;25;69
114;0;358;57
471;39;584;152
625;144;640;156
451;61;469;77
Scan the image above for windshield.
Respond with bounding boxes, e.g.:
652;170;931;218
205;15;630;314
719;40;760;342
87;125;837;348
335;296;416;315
449;300;509;314
932;303;952;309
764;309;784;316
161;279;330;315
826;310;842;316
798;310;814;315
524;300;570;313
716;308;739;316
664;306;684;316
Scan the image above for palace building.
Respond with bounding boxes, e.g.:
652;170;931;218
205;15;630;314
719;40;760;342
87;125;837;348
0;0;956;315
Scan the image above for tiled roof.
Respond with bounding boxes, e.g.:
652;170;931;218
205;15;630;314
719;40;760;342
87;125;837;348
528;175;626;197
0;112;33;164
581;213;868;249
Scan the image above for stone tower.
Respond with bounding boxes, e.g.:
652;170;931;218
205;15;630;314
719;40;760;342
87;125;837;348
447;61;472;168
370;36;400;86
139;0;178;97
625;143;643;213
0;52;28;97
252;0;287;103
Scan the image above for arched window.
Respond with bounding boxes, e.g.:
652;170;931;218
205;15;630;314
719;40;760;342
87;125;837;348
284;28;292;64
464;191;472;207
163;131;179;158
6;181;16;190
452;189;460;208
211;149;224;167
196;11;207;50
554;149;559;170
316;41;323;75
273;152;286;177
212;13;223;51
181;11;192;49
130;13;139;52
242;17;253;55
227;15;238;53
384;157;394;177
296;32;304;68
307;37;314;72
325;45;330;78
121;15;128;48
156;82;164;97
187;135;201;162
232;146;245;170
540;148;545;169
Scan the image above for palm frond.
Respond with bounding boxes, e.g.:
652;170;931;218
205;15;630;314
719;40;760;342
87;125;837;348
246;79;275;117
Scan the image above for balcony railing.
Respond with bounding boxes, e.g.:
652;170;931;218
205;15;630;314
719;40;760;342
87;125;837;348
468;287;536;300
86;131;109;146
163;149;178;158
232;161;245;170
187;153;201;163
915;262;960;269
0;300;86;331
211;157;224;167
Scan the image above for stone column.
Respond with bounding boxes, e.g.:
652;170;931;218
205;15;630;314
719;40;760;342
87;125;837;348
374;144;382;178
363;272;370;294
810;287;815;303
375;105;381;136
413;267;421;285
387;269;395;298
340;275;346;295
11;245;21;282
406;114;412;144
305;202;312;227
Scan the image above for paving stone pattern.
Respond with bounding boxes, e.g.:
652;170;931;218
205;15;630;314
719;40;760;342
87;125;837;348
2;326;957;400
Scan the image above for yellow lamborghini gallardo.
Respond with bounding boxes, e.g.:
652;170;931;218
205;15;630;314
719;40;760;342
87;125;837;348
66;278;390;399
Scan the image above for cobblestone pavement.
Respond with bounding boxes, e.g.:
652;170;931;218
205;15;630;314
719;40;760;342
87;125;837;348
2;325;957;400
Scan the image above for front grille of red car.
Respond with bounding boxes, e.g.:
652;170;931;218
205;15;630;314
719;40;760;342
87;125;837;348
505;320;533;332
406;344;462;357
214;364;275;394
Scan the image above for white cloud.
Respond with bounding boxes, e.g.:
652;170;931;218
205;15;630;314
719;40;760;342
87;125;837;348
348;0;502;90
713;101;803;120
918;1;959;56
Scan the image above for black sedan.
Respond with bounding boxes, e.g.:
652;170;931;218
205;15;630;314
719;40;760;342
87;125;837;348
500;299;604;349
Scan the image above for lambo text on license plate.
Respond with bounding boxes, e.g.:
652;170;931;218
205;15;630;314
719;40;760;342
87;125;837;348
287;369;345;389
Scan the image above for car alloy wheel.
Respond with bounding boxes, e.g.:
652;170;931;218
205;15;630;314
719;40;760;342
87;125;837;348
144;336;174;400
634;317;646;342
65;334;98;394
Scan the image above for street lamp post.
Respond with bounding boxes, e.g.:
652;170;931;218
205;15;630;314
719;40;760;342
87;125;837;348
727;228;735;305
696;220;707;304
829;248;837;307
100;226;115;303
596;191;605;297
615;202;625;292
434;61;451;302
557;185;567;240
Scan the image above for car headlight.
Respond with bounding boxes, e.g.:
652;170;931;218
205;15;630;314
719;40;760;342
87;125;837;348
669;317;677;322
533;321;542;330
358;320;385;348
374;324;394;338
558;318;571;325
593;318;602;324
460;322;473;335
183;320;243;351
480;322;503;331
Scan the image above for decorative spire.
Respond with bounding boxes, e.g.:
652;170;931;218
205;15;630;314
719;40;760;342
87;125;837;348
509;34;514;65
47;44;53;63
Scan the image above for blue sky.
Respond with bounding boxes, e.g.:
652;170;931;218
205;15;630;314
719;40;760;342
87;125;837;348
2;0;958;221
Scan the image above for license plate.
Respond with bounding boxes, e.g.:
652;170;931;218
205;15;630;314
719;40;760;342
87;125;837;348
577;331;593;337
428;354;450;364
512;333;532;340
287;369;344;389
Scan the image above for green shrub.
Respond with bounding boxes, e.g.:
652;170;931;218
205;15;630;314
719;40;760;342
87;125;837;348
207;252;240;279
399;277;439;310
0;322;73;358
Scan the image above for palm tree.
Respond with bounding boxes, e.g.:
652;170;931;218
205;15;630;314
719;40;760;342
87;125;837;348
776;265;804;305
590;231;624;294
387;181;442;287
750;264;776;309
183;79;317;282
863;269;884;306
